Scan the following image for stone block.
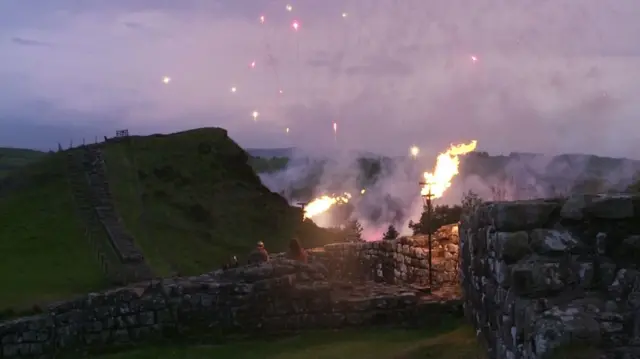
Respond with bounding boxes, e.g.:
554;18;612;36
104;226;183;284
562;194;636;220
487;201;559;231
489;231;531;263
529;229;582;254
529;306;602;358
510;258;576;296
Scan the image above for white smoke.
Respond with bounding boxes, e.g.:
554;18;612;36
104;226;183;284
257;148;640;241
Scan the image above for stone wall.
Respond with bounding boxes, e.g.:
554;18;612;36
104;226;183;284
0;260;461;358
66;150;128;285
79;147;153;282
308;224;460;289
460;194;640;359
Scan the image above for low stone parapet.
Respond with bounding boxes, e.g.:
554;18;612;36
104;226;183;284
0;260;462;358
305;224;459;289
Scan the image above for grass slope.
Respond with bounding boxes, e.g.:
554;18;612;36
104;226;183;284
102;128;340;277
0;152;107;312
0;147;45;178
0;128;339;310
99;323;484;359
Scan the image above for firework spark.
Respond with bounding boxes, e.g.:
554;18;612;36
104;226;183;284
162;76;171;84
252;111;259;121
291;20;300;31
285;4;292;11
410;146;419;158
259;15;265;24
250;61;256;68
230;86;237;93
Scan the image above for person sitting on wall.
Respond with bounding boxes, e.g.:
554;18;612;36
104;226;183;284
247;241;269;264
229;255;239;268
287;238;308;263
222;256;239;270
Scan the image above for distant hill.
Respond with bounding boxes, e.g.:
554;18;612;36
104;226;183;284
249;150;640;201
460;151;640;195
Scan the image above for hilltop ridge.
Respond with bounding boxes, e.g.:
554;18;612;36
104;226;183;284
0;127;340;313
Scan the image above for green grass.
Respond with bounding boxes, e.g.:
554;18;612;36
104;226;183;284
102;128;341;276
0;152;107;311
0;147;45;178
99;324;484;359
0;128;342;310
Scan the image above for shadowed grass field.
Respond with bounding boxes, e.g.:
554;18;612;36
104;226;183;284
0;147;45;178
0;152;106;312
99;324;484;359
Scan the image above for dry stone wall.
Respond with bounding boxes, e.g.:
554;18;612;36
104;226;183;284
308;224;460;289
81;147;153;282
460;194;640;359
0;260;461;358
66;150;128;285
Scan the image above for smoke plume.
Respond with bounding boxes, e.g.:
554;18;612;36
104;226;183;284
258;147;640;241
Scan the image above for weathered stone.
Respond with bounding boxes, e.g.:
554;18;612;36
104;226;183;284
510;258;575;296
530;307;601;358
588;195;635;219
492;231;531;263
562;194;634;220
623;235;640;251
560;194;596;220
487;201;559;231
529;229;580;254
461;193;640;359
575;261;595;289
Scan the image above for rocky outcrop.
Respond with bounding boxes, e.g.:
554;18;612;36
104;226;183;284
460;194;640;359
0;260;461;358
306;224;460;290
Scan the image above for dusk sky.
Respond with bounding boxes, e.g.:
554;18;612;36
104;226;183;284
1;0;639;157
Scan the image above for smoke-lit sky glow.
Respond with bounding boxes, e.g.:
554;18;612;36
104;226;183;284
2;0;640;157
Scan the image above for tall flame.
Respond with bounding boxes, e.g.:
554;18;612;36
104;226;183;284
421;140;477;199
304;193;351;219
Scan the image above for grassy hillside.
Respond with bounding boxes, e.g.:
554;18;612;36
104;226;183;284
101;128;340;277
0;152;107;312
0;128;341;312
0;147;45;178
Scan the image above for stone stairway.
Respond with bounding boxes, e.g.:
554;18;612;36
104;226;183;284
66;150;127;285
69;146;154;283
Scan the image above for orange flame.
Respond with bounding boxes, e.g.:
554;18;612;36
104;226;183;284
421;140;477;199
304;193;351;219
